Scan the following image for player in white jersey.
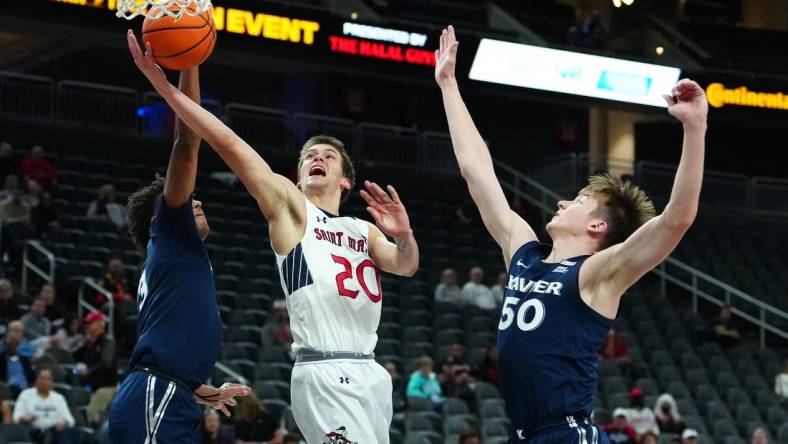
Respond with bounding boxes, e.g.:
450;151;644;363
128;34;420;444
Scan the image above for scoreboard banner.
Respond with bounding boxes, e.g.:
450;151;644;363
11;0;448;75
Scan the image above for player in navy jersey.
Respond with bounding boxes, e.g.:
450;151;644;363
435;26;707;443
108;67;250;444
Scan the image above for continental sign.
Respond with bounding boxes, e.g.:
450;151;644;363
706;82;788;110
48;0;434;66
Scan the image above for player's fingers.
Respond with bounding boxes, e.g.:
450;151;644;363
367;206;382;223
448;25;455;42
127;31;142;61
359;189;377;207
218;404;231;417
450;41;459;56
368;181;392;203
387;185;401;204
662;94;675;107
145;42;154;64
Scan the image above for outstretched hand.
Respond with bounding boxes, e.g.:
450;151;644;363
663;79;708;128
127;30;169;93
195;383;251;417
434;25;459;88
360;180;411;239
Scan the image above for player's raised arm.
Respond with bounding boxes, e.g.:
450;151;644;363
581;79;707;316
127;31;302;224
361;181;419;277
162;67;201;208
435;26;537;265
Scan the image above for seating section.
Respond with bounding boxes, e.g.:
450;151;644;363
4;136;786;443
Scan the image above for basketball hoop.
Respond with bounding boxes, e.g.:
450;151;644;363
115;0;212;20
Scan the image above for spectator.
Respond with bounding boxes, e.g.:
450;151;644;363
712;304;740;347
261;299;294;352
196;410;234;444
600;329;639;379
654;393;684;435
0;142;20;180
458;430;481;444
75;311;117;425
86;184;125;230
462;267;495;309
626;387;659;438
0;321;36;398
604;408;637;444
0;279;22;325
20;297;52;341
639;431;658;444
442;342;472;377
385;361;405;413
441;364;476;412
0;187;33;264
25;179;43;208
31;191;59;236
775;359;788;400
490;271;507;306
234;393;281;443
55;316;85;354
751;427;769;444
96;258;132;306
0;174;19;201
39;284;65;327
681;428;698;444
20;146;56;189
434;268;463;304
476;344;498;386
406;355;443;407
13;369;78;444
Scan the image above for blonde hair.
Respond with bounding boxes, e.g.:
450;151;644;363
579;173;656;250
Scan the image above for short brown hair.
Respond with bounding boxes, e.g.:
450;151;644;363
580;173;656;250
297;135;356;203
126;175;165;250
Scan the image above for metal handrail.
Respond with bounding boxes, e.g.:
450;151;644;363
496;161;788;347
21;240;55;296
213;361;249;386
78;278;115;340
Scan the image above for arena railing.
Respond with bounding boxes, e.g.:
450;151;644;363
357;122;421;171
213;361;249;386
751;176;788;218
77;278;115;340
0;70;54;123
225;103;290;155
21;240;55;296
56;80;139;132
292;112;358;155
421;131;460;176
494;159;788;347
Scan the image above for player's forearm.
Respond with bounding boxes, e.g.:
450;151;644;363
663;122;706;226
392;230;419;276
439;79;494;177
173;68;201;150
159;82;239;156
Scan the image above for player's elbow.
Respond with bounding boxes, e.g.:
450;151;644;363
210;131;238;154
663;209;696;232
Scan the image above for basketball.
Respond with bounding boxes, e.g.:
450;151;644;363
141;5;216;71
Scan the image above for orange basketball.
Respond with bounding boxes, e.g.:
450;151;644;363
142;5;216;71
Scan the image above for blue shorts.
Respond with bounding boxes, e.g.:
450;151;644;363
108;370;201;444
510;417;610;444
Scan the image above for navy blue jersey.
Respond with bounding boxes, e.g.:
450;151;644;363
128;197;222;389
497;241;613;439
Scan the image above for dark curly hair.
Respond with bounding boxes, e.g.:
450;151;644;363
126;175;165;251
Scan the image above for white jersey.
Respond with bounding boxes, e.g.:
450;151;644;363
275;198;382;354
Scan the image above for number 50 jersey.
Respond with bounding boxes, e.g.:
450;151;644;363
275;198;383;355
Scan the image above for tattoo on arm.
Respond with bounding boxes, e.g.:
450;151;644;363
396;239;409;253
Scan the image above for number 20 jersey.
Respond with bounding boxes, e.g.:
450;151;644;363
497;241;613;437
275;198;383;355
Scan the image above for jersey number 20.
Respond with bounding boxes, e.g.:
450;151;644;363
498;296;545;332
332;255;382;303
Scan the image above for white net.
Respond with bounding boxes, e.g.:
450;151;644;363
115;0;212;20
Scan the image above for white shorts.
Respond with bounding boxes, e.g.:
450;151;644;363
291;359;392;444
